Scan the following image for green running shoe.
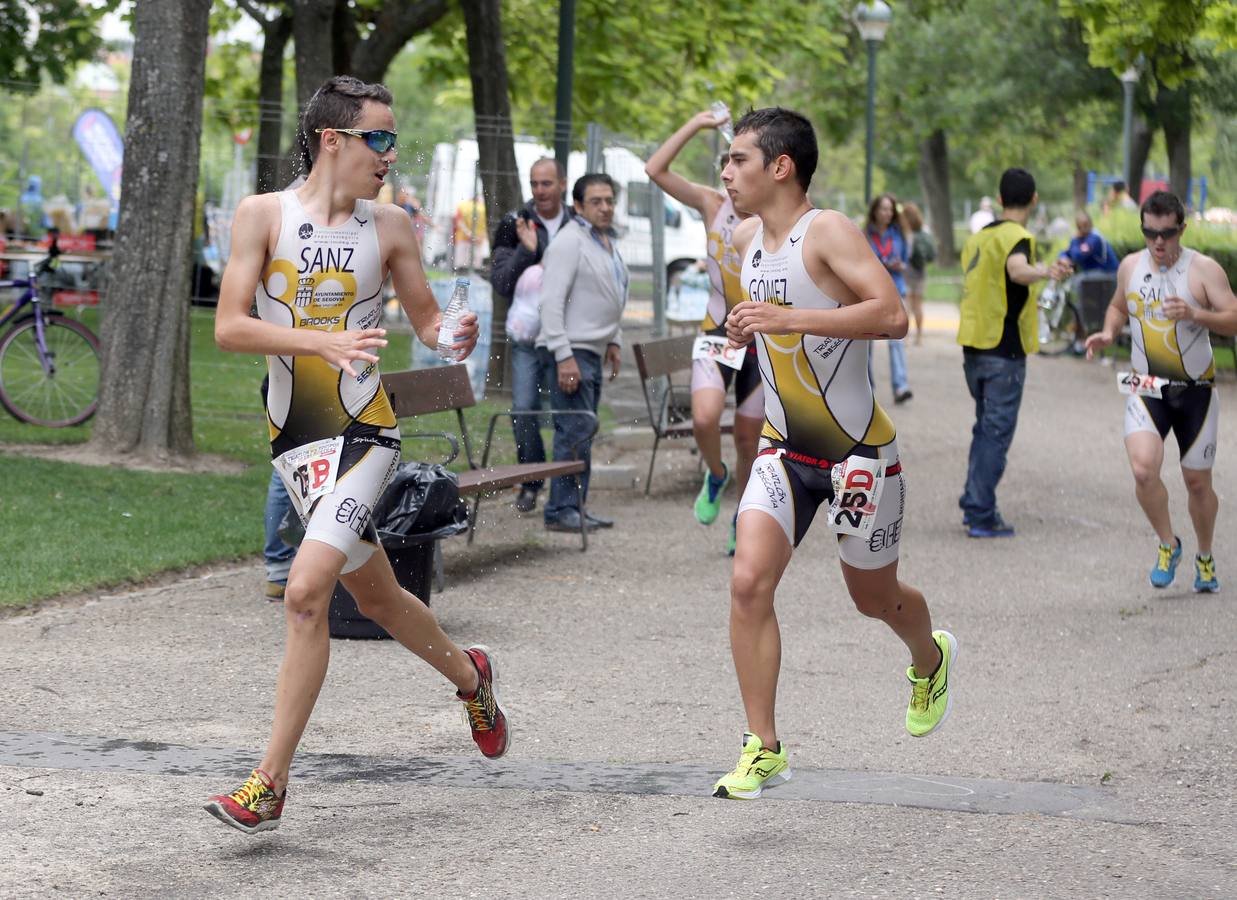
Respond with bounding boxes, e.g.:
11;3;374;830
694;464;729;525
712;732;791;799
906;630;957;738
726;517;737;556
1194;554;1219;593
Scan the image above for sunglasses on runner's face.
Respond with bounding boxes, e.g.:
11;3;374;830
316;128;398;154
1141;225;1181;241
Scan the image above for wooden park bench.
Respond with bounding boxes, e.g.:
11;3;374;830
632;334;734;494
383;364;597;550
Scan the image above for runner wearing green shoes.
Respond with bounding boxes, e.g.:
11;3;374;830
712;107;956;800
646;110;764;555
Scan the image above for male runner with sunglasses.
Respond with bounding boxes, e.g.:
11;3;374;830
1086;191;1237;591
206;76;508;834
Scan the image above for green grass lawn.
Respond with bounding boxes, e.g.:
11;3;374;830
0;308;528;608
923;264;963;304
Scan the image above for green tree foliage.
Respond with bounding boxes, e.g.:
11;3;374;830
1060;0;1237;200
0;0;119;88
1059;0;1237;84
875;0;1120;201
422;0;848;143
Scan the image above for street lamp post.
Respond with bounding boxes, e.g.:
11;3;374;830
1120;61;1141;198
554;0;577;171
853;1;892;205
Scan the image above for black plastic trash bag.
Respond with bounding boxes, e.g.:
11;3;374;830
372;462;470;548
277;462;469;550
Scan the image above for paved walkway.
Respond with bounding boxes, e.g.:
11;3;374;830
2;321;1234;898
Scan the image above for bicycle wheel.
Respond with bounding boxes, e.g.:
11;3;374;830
0;315;100;427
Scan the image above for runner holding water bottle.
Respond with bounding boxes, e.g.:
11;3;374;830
206;76;508;834
646;106;762;555
1085;191;1237;591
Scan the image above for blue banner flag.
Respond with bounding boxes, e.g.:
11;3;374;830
71;109;124;203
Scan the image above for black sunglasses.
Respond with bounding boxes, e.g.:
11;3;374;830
1141;225;1181;241
315;127;398;154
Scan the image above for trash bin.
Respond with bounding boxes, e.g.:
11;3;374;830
278;462;469;641
329;462;469;640
328;542;434;640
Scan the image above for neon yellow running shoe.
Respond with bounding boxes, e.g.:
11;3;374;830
906;630;957;738
694;464;729;525
712;732;791;799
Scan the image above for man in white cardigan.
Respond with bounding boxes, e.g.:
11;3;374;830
536;173;628;532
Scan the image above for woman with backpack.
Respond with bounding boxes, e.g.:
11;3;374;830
903;202;935;346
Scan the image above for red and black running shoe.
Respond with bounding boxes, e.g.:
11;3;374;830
458;645;510;759
203;768;285;834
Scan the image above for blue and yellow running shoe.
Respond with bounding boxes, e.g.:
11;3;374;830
1150;537;1182;588
1194;554;1219;593
694;464;729;525
906;630;957;738
712;732;791;799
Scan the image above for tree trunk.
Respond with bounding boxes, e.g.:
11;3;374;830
460;0;523;392
255;12;291;193
89;0;211;461
1158;82;1192;206
285;0;336;182
332;0;354;77
1072;162;1088;211
917;129;956;265
351;0;450;84
1129;113;1154;205
292;0;335;111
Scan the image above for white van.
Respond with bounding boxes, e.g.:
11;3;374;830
420;138;707;279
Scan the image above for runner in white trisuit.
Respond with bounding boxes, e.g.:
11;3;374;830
646;110;763;555
1086;190;1237;591
204;76;508;835
710;107;956;801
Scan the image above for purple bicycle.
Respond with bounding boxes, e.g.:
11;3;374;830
0;232;100;427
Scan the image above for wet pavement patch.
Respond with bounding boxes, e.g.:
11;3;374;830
0;730;1141;823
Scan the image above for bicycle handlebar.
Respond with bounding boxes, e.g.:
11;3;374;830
32;228;61;278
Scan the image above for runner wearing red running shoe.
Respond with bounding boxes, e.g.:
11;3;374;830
204;76;508;835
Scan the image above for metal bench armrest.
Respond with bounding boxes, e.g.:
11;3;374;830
400;430;460;466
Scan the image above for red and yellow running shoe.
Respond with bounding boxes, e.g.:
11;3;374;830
203;768;285;834
458;645;510;759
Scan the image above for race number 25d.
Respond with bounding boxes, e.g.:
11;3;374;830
827;457;886;538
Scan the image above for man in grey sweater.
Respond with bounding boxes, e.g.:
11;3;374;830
537;173;628;532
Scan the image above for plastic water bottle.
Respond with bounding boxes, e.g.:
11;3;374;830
1158;265;1177;321
437;278;469;361
711;101;735;143
1037;279;1059;312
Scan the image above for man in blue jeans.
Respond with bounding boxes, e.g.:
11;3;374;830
263;469;296;599
260;376;296;599
536;174;627;532
956;168;1071;537
489;158;573;513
